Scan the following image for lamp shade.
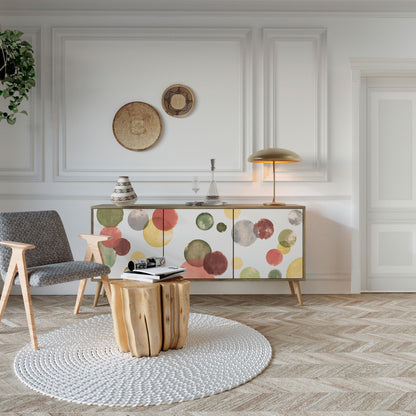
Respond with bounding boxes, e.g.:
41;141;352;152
248;147;301;163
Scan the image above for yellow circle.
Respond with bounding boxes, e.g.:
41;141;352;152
232;257;243;270
143;219;164;247
164;228;173;246
224;209;240;220
286;257;303;279
130;251;146;261
278;243;291;255
224;209;233;220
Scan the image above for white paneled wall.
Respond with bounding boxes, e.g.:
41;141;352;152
3;9;416;294
53;27;253;182
0;28;42;181
263;28;327;181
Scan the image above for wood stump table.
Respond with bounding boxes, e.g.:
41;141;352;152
110;277;190;358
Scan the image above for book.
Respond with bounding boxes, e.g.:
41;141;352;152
127;265;186;277
121;266;186;283
121;271;185;283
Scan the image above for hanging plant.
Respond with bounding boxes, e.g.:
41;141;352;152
0;29;36;125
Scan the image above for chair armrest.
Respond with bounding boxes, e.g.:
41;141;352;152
78;234;111;244
0;241;35;251
78;234;111;264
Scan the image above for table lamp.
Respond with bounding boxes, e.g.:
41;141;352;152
248;147;301;205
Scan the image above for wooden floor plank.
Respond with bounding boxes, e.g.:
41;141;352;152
1;293;416;414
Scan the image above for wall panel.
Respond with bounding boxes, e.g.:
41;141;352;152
53;27;253;182
263;28;327;181
0;27;42;181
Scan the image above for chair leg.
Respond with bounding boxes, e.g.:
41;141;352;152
74;279;88;315
17;258;39;350
0;262;17;324
93;280;103;307
101;275;112;307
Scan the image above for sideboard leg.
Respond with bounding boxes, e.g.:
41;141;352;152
288;281;295;296
293;281;303;306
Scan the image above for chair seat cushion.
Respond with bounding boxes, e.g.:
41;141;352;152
15;261;111;287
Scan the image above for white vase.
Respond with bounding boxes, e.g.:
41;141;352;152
110;176;137;206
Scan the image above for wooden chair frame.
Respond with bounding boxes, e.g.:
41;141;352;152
0;234;112;350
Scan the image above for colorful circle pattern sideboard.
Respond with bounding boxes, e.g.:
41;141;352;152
91;204;305;303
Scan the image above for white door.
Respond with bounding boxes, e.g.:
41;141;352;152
365;77;416;291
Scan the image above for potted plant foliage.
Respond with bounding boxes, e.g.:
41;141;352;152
0;29;35;125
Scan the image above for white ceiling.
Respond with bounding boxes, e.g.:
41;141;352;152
2;0;416;13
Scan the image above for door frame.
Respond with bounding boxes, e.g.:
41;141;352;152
351;59;416;293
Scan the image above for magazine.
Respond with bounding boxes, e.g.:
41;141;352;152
122;266;186;283
122;270;185;283
127;266;186;277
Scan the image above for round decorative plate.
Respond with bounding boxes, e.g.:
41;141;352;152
112;102;162;151
162;84;195;117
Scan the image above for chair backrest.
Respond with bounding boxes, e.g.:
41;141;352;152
0;210;74;280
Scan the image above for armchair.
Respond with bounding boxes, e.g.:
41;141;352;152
0;210;112;350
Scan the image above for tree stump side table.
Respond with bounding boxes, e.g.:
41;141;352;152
110;277;190;358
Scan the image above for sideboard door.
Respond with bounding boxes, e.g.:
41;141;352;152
233;208;304;279
93;207;163;278
163;208;233;279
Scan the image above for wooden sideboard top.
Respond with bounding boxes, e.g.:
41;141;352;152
91;203;306;210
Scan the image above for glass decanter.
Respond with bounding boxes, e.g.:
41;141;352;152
205;159;221;204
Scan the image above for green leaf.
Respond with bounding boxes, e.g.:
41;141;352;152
0;29;35;125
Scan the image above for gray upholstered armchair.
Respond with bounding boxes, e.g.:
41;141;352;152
0;210;112;350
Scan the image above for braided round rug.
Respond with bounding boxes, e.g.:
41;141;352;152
14;313;272;407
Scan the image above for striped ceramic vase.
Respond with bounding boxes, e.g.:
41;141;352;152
110;176;137;206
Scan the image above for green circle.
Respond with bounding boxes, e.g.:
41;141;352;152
97;208;124;227
268;269;282;279
99;244;117;267
184;239;212;266
196;213;214;231
239;267;261;279
278;229;297;248
216;222;227;232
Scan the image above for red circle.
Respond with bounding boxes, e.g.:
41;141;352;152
152;209;178;231
203;251;228;275
255;218;274;239
152;209;164;231
114;238;131;256
180;261;214;279
266;249;283;266
100;226;122;248
163;209;178;231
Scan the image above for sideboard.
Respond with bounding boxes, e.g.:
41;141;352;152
91;204;305;304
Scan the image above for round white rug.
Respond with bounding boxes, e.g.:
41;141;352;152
14;313;272;407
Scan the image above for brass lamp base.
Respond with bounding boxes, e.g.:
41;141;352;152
263;201;286;206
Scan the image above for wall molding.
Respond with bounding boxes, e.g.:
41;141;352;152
5;1;416;14
0;193;352;201
263;27;327;182
0;26;43;182
5;273;351;296
52;26;253;182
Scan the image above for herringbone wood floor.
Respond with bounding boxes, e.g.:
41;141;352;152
2;293;416;415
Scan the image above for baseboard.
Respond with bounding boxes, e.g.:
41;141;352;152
3;274;351;296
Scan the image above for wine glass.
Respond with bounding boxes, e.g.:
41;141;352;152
191;176;200;204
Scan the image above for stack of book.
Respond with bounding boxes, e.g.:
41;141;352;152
122;266;186;283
